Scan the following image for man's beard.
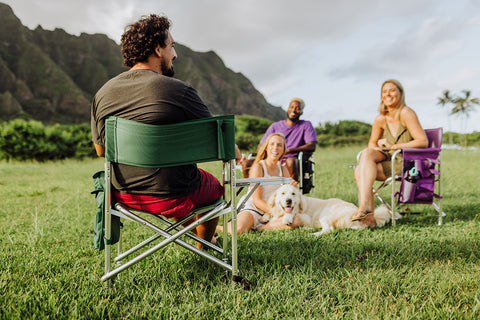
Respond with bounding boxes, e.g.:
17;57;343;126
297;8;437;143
161;59;174;77
287;113;300;123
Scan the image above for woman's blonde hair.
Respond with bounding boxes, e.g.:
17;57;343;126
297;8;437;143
254;133;286;166
378;79;406;118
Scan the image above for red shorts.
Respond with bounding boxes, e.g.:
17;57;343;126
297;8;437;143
113;169;224;219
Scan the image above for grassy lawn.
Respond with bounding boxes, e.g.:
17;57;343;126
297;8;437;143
0;147;479;319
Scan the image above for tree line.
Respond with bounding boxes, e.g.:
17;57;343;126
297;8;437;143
0;116;370;161
2;115;478;161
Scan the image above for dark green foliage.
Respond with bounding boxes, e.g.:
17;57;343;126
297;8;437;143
315;120;371;147
444;131;480;147
316;134;370;147
0;119;95;161
1;115;478;162
316;120;371;136
234;115;273;152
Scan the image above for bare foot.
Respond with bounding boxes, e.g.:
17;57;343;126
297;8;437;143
351;209;373;221
362;215;377;228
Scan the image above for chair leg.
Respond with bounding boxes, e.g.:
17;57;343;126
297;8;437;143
433;202;445;226
373;188;392;212
390;177;397;227
222;212;230;269
227;159;240;280
102;206;233;282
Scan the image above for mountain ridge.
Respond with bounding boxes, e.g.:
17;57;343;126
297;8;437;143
0;3;285;124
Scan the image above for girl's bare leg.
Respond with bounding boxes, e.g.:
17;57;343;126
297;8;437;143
217;211;255;235
257;215;303;231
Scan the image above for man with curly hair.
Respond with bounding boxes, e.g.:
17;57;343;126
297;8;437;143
91;14;222;249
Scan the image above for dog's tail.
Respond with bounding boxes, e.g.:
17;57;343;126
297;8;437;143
373;205;401;227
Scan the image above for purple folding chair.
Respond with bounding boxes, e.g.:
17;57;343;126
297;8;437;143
373;128;445;226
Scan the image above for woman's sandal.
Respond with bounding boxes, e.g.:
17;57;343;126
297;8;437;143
351;209;373;221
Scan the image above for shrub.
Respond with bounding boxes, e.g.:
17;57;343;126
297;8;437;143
0;119;96;161
235;115;273;152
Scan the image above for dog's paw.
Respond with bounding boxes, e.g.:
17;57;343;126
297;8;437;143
283;214;294;226
260;214;271;223
313;227;332;236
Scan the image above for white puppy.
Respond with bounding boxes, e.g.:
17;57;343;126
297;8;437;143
266;184;398;235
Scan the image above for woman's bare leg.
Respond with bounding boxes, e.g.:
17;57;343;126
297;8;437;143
355;148;387;214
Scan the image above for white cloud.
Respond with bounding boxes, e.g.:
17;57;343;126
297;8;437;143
3;0;480;132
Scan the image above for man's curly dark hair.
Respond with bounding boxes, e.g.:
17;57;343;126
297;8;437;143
121;14;171;68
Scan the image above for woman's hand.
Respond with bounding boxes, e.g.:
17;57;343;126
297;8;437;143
289;179;298;188
389;144;402;150
377;138;391;148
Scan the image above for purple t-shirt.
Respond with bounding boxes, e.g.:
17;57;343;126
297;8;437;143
260;120;317;158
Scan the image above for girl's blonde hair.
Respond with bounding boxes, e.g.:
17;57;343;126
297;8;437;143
378;79;406;118
254;133;286;166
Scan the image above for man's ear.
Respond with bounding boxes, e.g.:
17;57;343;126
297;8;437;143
154;45;162;57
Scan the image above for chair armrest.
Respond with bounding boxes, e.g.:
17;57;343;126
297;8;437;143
298;151;314;161
235;177;291;188
402;147;441;153
356;150;363;163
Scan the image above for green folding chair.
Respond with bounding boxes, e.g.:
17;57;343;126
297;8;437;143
101;115;243;283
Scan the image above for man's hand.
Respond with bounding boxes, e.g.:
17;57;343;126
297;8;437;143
94;143;105;157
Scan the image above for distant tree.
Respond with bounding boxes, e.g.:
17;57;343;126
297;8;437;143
437;90;480;147
437;90;453;144
451;90;479;130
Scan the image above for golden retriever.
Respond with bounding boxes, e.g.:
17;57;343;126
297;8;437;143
265;184;397;235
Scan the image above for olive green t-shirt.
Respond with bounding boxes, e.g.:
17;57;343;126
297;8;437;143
91;69;212;198
380;121;413;177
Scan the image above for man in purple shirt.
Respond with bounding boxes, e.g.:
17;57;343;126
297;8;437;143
259;97;317;180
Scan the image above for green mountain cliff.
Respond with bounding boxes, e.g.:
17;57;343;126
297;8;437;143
0;3;285;124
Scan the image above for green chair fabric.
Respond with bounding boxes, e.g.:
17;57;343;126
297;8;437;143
91;170;121;250
105;115;236;167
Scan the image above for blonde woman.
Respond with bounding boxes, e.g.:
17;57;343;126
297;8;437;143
352;79;428;223
222;133;302;234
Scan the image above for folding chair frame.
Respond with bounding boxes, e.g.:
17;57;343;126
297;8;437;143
101;115;289;286
363;128;445;226
240;151;315;195
101;115;239;283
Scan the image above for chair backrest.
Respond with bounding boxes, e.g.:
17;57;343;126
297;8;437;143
425;128;443;148
105;115;236;168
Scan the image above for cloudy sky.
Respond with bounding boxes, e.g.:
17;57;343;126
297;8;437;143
4;0;480;133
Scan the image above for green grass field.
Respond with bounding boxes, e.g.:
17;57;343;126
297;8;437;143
1;147;479;319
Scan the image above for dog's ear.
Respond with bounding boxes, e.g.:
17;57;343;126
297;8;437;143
299;194;306;213
267;190;276;208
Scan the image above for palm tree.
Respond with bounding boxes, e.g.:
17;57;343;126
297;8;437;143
437;90;453;145
451;90;479;147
